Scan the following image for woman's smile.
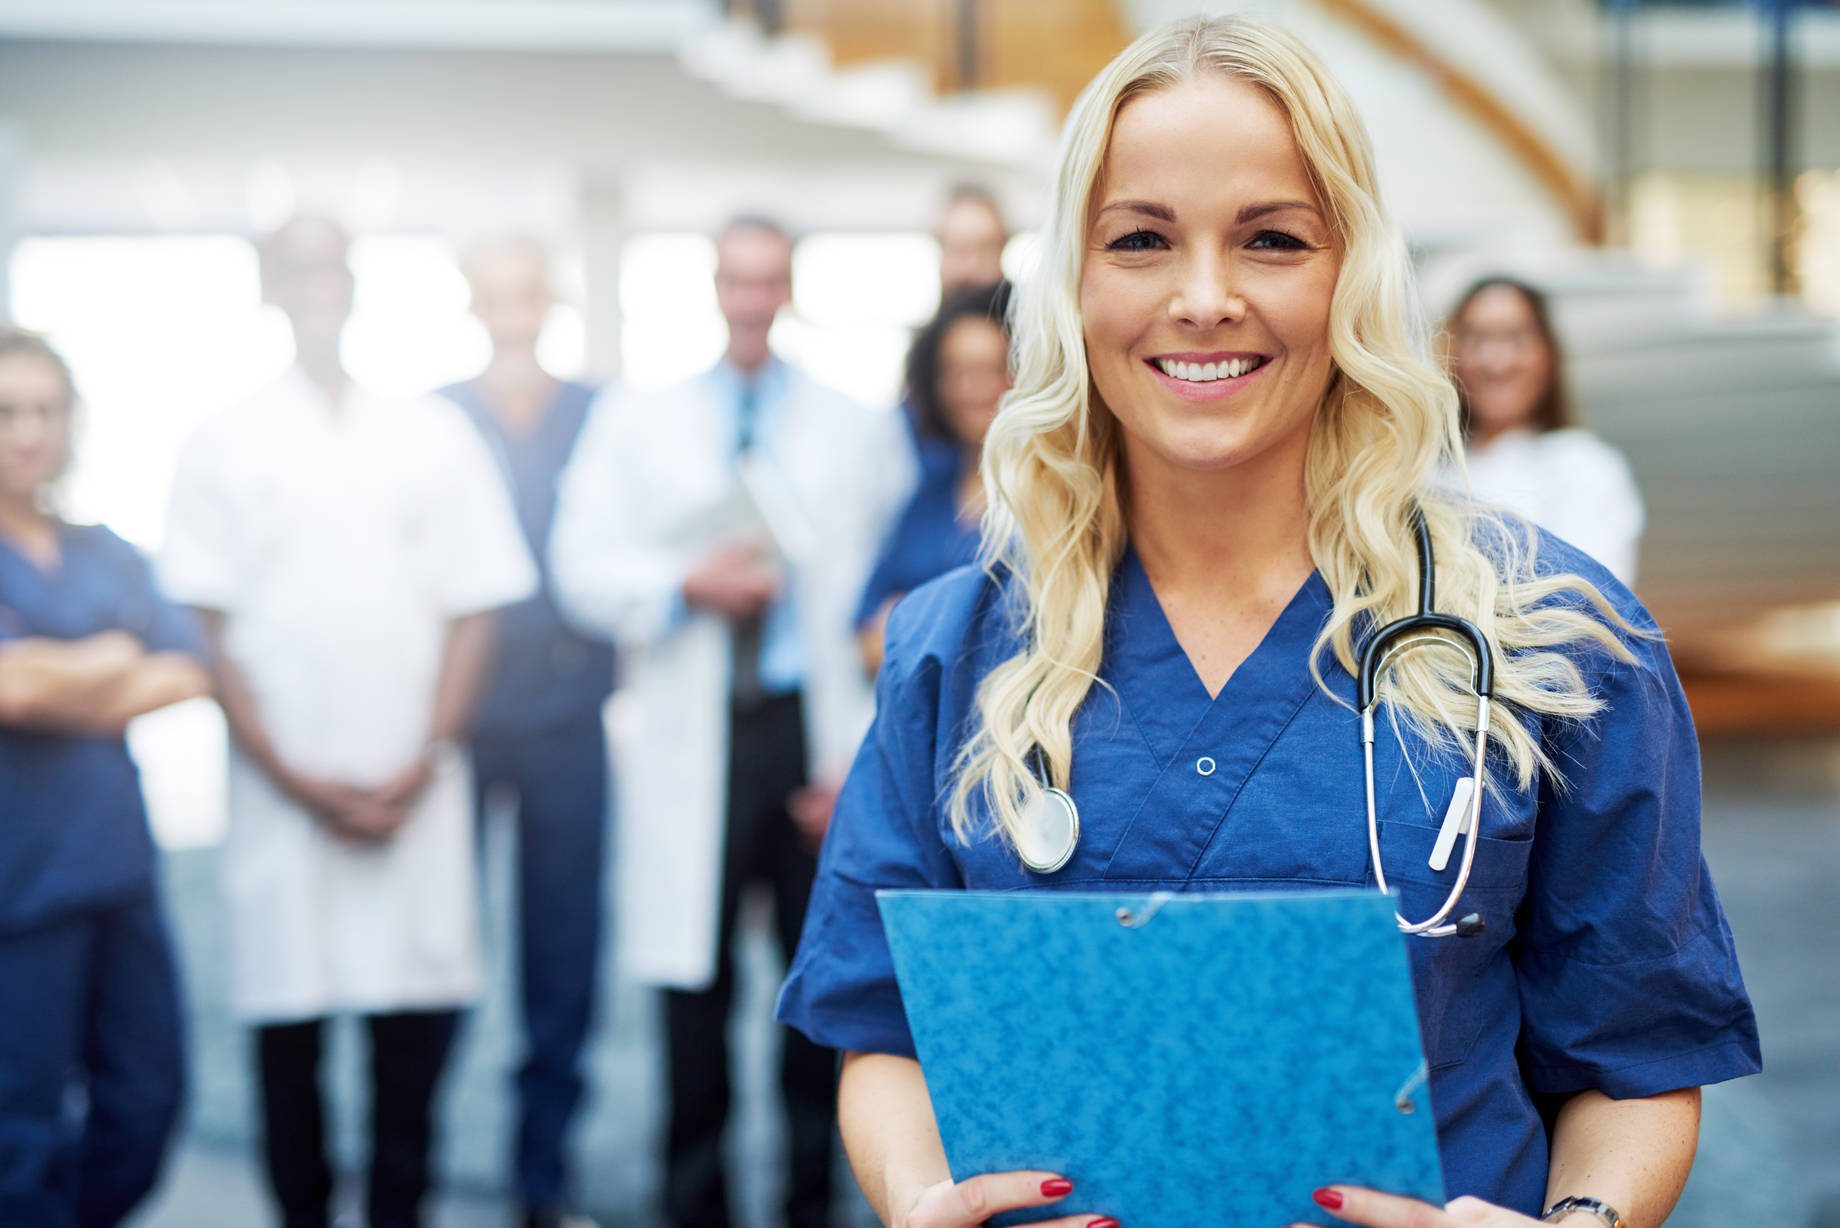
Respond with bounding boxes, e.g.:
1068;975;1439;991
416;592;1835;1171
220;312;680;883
1145;350;1273;401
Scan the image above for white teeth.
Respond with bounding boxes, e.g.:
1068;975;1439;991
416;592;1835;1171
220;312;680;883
1158;357;1260;382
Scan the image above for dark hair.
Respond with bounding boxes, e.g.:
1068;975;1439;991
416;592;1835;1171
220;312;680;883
1448;275;1572;436
0;326;77;412
905;280;1013;444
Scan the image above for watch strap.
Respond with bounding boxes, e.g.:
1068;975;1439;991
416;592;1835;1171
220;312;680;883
1542;1196;1628;1228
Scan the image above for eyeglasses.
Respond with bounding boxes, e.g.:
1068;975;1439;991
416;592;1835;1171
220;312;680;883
1452;327;1545;355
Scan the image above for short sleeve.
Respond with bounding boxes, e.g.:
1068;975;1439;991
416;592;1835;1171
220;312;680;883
854;526;907;630
159;426;244;612
776;602;965;1056
1514;599;1761;1098
95;529;203;658
419;404;538;617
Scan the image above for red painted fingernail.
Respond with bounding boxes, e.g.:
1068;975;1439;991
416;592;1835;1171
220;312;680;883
1312;1188;1345;1211
1040;1178;1073;1197
1086;1219;1119;1228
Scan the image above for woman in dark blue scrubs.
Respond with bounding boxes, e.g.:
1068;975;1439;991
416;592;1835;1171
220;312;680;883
0;328;210;1227
857;281;1011;674
778;17;1758;1228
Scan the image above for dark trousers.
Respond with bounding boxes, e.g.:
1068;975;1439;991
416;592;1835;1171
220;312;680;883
0;890;185;1228
662;691;837;1228
470;716;609;1211
255;1010;459;1228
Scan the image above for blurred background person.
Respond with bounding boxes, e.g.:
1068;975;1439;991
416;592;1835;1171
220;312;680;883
935;182;1009;297
551;214;911;1228
159;215;536;1228
1447;275;1646;586
856;279;1012;674
0;327;209;1228
437;236;613;1228
905;185;1014;482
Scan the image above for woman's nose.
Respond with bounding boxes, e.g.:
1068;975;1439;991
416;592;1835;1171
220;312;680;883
1170;253;1246;328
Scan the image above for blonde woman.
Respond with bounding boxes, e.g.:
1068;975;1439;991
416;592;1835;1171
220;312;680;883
777;16;1758;1228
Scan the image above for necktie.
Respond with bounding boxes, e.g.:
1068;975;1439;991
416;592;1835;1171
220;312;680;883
731;378;766;708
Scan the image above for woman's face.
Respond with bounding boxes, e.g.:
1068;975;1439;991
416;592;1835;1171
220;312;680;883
1452;284;1553;437
1079;75;1339;484
937;316;1011;448
0;353;73;502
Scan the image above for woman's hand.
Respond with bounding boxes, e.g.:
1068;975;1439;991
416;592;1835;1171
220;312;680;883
1292;1186;1545;1228
895;1172;1113;1228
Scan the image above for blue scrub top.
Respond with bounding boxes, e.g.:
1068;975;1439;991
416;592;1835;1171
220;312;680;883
0;523;203;933
441;378;615;736
854;461;982;630
778;530;1761;1213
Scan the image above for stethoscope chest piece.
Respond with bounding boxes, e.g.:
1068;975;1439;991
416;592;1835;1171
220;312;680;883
1016;786;1079;875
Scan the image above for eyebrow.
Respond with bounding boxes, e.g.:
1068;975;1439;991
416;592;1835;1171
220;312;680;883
1096;199;1176;222
1094;199;1321;224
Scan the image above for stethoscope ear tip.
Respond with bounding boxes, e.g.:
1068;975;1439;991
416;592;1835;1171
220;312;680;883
1455;913;1486;939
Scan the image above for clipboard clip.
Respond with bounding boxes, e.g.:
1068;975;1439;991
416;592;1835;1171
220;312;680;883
1115;892;1173;928
1393;1059;1429;1114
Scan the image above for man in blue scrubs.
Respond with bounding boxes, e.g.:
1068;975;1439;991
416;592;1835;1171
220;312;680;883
440;236;613;1228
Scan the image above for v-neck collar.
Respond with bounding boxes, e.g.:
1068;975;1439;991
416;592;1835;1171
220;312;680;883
1095;546;1334;880
457;379;576;449
0;519;66;582
1104;543;1330;768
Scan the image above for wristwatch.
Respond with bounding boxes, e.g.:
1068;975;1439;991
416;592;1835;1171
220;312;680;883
1542;1196;1628;1228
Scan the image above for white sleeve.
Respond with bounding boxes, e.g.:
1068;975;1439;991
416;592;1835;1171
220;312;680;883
424;407;538;617
548;385;691;645
158;426;244;612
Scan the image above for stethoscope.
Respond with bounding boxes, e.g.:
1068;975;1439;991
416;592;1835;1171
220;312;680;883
1014;508;1494;940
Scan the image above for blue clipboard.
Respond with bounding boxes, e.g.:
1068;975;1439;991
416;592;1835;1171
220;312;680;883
877;889;1445;1226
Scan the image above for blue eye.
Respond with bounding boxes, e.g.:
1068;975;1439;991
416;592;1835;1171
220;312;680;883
1106;229;1168;252
1249;229;1310;251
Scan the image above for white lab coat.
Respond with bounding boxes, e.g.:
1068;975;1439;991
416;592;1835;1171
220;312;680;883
550;361;913;991
1460;427;1646;586
161;368;536;1022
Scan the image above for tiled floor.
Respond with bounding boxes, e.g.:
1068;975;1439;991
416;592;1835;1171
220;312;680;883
133;735;1840;1227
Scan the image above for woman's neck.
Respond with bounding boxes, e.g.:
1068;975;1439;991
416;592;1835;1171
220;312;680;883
478;352;557;434
1123;443;1314;596
0;492;56;559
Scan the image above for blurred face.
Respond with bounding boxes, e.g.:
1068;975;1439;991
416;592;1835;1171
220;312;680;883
261;217;354;352
1452;284;1553;437
714;226;794;370
1079;75;1339;485
936;316;1011;447
938;198;1007;295
0;353;73;503
467;246;553;354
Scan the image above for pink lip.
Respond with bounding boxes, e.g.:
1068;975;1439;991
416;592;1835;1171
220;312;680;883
1144;354;1272;402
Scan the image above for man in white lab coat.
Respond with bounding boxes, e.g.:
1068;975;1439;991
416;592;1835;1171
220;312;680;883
550;216;912;1228
161;215;536;1228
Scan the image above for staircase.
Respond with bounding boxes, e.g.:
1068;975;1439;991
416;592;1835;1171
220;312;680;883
685;0;1840;712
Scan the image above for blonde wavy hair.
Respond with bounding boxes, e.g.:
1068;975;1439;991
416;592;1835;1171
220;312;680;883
947;15;1637;845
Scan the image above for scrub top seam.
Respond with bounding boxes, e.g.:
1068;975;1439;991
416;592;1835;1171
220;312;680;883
1521;1035;1758;1081
1516;915;1732;971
